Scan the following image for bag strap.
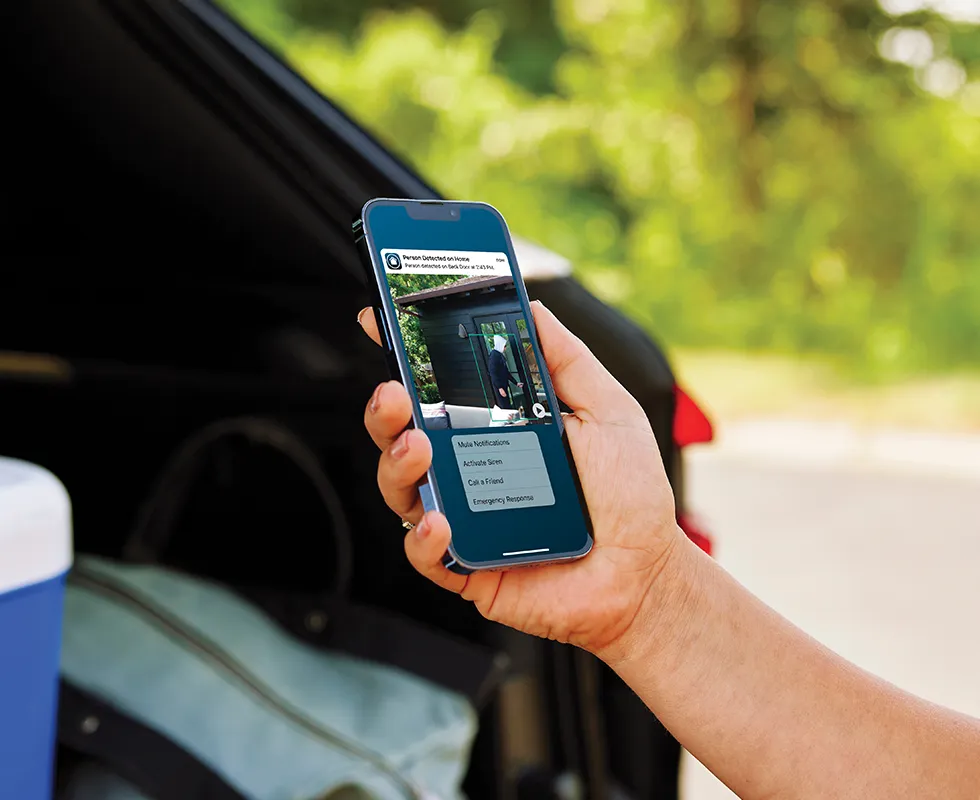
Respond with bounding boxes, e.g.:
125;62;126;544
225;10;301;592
240;587;510;707
123;417;509;704
124;416;353;597
59;681;247;800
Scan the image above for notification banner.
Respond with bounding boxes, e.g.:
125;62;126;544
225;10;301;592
381;248;512;276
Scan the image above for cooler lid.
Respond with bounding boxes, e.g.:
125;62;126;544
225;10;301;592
0;458;73;594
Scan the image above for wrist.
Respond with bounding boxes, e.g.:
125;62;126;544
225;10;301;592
594;527;706;673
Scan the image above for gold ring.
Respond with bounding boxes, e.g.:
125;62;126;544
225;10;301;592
401;519;415;531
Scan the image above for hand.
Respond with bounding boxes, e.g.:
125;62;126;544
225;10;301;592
516;382;524;388
498;388;507;398
358;301;685;662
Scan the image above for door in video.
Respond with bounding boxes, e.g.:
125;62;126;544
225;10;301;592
514;317;548;414
475;312;551;422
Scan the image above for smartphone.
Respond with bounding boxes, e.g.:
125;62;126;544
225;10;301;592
353;199;593;572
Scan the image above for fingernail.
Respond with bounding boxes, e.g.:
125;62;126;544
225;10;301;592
357;307;369;326
369;383;383;414
390;430;410;459
415;513;430;540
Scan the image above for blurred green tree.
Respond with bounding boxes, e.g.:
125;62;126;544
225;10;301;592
223;0;980;375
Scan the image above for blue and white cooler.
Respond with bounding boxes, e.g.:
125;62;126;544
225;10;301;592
0;457;73;799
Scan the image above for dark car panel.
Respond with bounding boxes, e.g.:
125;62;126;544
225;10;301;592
2;1;685;796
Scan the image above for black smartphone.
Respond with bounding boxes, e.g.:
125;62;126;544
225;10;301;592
354;199;593;572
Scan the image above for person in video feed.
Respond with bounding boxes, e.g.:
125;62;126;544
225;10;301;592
488;335;523;410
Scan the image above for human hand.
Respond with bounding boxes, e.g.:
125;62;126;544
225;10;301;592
516;382;524;388
358;301;685;663
498;388;507;398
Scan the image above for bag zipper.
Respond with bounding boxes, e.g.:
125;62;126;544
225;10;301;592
70;564;423;800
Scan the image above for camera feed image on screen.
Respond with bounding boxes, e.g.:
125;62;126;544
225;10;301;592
382;248;552;432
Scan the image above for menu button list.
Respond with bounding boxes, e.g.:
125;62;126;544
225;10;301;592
452;432;555;512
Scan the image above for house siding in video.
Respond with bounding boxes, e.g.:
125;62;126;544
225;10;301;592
409;287;521;409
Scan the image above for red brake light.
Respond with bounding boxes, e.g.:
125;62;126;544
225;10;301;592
673;385;713;448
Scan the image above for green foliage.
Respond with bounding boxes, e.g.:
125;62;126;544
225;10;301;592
387;273;460;299
222;0;980;376
387;273;458;398
395;310;433;397
418;382;442;403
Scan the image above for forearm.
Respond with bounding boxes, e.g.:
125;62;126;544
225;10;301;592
605;533;980;799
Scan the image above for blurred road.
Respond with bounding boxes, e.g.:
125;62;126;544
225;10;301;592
678;421;980;800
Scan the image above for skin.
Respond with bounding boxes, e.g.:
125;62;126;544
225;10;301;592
358;302;980;800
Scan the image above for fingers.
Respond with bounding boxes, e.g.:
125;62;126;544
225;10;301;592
530;301;639;424
364;380;413;452
365;379;428;522
360;311;428;523
377;428;431;523
357;307;382;347
404;512;468;594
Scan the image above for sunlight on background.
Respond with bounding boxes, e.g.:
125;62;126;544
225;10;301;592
880;0;980;25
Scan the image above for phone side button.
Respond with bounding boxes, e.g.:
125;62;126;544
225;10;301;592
419;482;437;513
374;307;393;352
374;308;402;378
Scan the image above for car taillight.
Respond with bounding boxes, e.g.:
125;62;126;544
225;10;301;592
673;385;714;447
673;384;715;556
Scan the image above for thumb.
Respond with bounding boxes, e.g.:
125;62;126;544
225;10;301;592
530;301;640;424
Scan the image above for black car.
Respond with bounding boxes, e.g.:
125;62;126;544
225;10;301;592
2;1;713;797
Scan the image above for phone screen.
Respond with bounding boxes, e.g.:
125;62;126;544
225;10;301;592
364;201;593;569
